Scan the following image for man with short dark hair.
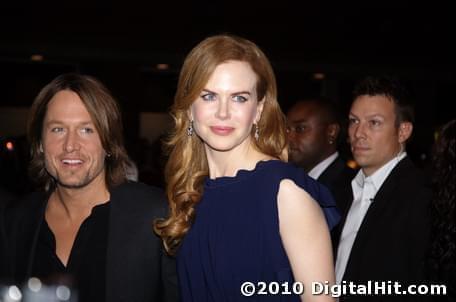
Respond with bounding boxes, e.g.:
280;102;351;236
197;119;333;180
286;97;356;214
3;74;178;302
335;76;431;302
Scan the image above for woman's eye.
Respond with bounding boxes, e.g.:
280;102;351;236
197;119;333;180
233;95;248;103
201;93;216;101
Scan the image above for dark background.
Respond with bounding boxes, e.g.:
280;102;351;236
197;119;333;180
1;1;455;195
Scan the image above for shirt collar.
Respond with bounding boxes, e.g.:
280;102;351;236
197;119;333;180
352;152;407;198
308;151;339;179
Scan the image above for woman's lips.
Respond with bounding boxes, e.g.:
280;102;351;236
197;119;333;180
210;126;235;136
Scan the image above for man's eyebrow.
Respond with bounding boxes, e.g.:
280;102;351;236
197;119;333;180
289;119;308;124
348;113;386;119
366;114;385;119
44;120;94;125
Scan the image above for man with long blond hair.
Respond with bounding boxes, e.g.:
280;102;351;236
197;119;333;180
155;34;339;301
3;73;178;302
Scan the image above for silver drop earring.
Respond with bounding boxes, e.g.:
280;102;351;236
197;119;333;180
254;123;259;141
187;120;194;136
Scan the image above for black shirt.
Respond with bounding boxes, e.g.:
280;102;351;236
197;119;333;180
32;202;110;302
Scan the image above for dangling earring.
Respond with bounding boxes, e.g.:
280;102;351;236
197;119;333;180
187;120;194;136
39;144;44;153
254;123;259;141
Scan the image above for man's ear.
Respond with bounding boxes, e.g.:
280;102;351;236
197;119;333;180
398;122;413;143
327;123;340;142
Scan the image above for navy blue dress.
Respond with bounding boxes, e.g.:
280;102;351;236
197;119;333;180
177;160;340;301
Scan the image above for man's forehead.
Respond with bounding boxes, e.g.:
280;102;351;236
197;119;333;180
288;102;324;120
44;118;94;125
351;95;395;115
287;118;310;125
44;91;94;124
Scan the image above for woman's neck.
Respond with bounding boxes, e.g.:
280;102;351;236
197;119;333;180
205;140;273;179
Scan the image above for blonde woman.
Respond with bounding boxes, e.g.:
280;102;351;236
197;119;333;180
156;35;338;301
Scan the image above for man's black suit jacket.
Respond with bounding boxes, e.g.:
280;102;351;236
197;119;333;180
317;155;357;215
0;187;16;284
336;157;432;302
3;181;179;302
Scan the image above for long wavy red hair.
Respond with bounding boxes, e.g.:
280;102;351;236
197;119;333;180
154;34;287;255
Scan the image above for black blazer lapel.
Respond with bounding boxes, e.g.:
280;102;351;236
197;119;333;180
342;157;414;280
318;156;346;187
319;156;357;216
6;192;48;283
353;158;412;244
332;184;354;253
106;184;140;302
106;182;169;302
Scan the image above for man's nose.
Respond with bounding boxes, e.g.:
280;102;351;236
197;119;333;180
63;130;81;153
353;122;367;139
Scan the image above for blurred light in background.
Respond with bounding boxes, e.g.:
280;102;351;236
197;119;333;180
156;63;169;70
347;159;358;170
6;141;14;151
313;73;325;80
30;54;44;62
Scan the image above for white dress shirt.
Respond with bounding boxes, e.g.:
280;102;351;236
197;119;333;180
308;152;339;180
335;152;407;284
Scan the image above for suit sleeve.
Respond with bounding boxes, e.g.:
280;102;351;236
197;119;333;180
0;205;6;281
152;188;180;302
406;184;432;281
160;247;180;302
